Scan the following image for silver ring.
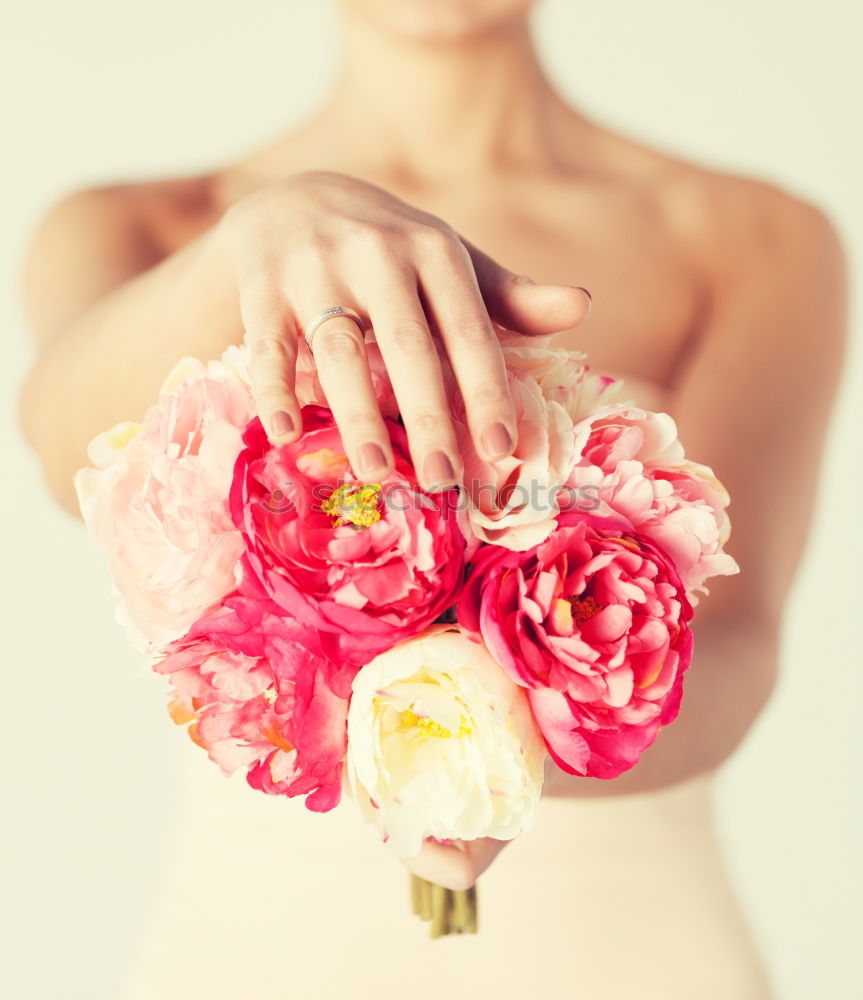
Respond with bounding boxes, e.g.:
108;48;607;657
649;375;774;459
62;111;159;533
302;306;365;352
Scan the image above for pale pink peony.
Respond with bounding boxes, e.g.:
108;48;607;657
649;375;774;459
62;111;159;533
154;594;352;812
230;406;473;664
572;403;685;468
562;404;738;600
456;511;694;779
73;353;256;654
638;462;737;597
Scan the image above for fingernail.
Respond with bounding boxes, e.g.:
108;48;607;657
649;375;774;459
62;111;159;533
358;442;387;474
271;410;294;437
572;286;592;315
423;450;457;489
480;422;513;460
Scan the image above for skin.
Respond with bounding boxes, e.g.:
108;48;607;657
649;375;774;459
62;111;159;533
17;0;848;895
214;170;591;487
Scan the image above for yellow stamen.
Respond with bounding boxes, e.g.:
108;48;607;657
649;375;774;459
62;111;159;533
321;482;383;529
397;708;472;739
602;535;642;552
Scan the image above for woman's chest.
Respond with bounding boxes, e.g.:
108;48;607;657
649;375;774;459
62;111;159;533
418;181;707;398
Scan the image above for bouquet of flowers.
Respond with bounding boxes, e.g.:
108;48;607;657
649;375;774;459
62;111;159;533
74;329;738;936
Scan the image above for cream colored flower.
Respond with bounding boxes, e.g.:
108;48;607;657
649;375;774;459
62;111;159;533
497;330;628;423
346;625;546;857
448;333;628;552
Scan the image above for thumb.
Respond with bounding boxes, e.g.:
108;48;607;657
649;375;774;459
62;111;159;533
464;237;592;335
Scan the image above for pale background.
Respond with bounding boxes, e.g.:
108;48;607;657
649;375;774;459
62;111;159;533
1;2;860;997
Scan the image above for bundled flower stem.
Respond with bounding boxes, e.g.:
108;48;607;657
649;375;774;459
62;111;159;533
410;875;477;937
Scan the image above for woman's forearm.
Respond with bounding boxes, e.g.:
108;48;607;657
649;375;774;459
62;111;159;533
542;613;780;797
18;227;241;516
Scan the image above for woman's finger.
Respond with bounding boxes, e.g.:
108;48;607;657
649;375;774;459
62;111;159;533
300;296;394;481
399;837;509;891
238;274;303;444
366;269;462;492
399;839;477;891
461;836;509;879
463;236;592;334
418;238;518;464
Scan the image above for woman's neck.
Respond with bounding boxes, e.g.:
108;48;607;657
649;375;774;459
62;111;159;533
312;9;577;182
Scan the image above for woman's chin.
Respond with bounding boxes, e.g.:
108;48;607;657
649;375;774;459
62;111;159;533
343;0;537;43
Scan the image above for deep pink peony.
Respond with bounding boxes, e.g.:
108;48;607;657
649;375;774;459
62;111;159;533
230;406;473;664
154;593;352;811
457;511;694;779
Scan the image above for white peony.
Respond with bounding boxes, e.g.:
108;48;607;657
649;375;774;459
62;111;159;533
445;333;629;553
497;330;628;423
345;625;546;858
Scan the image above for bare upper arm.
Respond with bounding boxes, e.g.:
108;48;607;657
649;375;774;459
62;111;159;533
667;175;849;625
20;185;161;349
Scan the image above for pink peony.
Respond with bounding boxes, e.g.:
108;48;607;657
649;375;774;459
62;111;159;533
154;594;352;811
74;354;256;654
638;462;737;597
456;511;694;779
230;406;472;664
563;404;738;600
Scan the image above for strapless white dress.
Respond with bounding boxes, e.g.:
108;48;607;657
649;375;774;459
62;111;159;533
119;738;772;1000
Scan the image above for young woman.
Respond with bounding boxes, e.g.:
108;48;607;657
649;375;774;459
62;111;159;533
18;1;847;997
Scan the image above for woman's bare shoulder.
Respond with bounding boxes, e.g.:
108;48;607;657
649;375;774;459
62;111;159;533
43;171;223;261
43;170;214;225
653;155;847;369
651;152;843;274
107;172;222;251
574;118;843;275
21;172;220;345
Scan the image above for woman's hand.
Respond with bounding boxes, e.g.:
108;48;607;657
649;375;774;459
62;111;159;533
399;836;510;892
215;170;591;491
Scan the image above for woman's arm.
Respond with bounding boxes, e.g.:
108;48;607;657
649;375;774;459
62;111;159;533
17;186;243;515
545;178;849;797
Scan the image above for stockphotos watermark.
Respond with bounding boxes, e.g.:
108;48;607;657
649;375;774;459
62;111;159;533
260;478;601;515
